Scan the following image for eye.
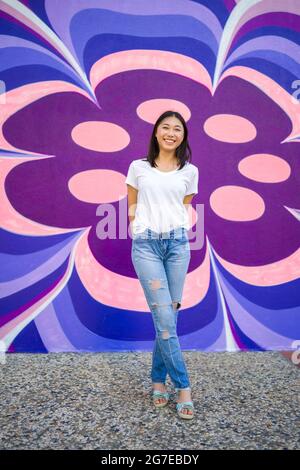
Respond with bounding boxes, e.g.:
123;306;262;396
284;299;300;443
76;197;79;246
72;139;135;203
162;125;182;131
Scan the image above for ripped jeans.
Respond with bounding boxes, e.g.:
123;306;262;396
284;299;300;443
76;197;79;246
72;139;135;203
131;227;191;390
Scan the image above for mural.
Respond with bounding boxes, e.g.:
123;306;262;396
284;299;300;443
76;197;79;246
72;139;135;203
0;0;299;353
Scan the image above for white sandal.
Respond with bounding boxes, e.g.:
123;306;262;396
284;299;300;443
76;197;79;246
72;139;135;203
175;388;194;420
152;390;169;408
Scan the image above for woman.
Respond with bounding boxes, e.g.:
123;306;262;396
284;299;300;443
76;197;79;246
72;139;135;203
125;110;199;420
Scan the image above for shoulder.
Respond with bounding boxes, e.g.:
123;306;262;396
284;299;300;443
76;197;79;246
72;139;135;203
129;158;149;168
183;162;198;175
128;159;150;175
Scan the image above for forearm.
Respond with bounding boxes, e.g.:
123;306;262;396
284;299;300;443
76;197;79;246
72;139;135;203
183;195;194;213
128;201;137;225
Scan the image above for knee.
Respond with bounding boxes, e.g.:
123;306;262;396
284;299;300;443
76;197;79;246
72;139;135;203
151;302;177;340
162;330;171;340
149;279;163;290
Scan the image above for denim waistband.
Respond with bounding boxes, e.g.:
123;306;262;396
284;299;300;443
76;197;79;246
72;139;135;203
133;227;187;240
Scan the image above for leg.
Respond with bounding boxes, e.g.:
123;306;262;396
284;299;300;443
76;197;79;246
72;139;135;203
150;302;180;405
151;337;167;385
132;240;168;388
151;301;179;386
131;239;191;391
151;335;167;405
151;338;168;406
164;236;193;415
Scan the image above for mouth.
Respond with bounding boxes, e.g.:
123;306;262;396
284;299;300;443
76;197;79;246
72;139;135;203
164;139;176;143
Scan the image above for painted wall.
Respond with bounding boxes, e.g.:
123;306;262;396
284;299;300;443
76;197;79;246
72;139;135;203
0;0;299;353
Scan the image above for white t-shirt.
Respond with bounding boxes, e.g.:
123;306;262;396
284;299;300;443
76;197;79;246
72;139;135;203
126;158;199;234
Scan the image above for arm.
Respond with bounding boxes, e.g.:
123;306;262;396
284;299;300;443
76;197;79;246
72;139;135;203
184;167;198;209
183;193;195;211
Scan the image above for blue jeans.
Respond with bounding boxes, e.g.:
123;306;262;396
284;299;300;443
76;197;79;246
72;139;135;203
131;227;191;390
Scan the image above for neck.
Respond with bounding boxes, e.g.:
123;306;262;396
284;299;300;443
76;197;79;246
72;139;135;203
156;150;177;162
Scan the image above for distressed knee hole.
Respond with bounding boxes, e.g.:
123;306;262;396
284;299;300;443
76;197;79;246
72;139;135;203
151;302;171;310
149;279;162;290
151;303;173;339
172;301;181;312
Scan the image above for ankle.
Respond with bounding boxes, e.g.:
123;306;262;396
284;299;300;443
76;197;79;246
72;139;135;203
152;382;166;392
177;389;192;402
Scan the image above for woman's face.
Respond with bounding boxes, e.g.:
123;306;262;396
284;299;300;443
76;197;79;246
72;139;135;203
155;116;185;154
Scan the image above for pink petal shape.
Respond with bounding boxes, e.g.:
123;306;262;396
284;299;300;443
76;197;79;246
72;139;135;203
204;113;257;143
137;99;191;123
238;153;291;183
90;50;212;94
68;169;126;203
71;121;130;152
210;185;265;221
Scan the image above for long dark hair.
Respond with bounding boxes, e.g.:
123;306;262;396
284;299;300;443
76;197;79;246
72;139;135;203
142;110;192;170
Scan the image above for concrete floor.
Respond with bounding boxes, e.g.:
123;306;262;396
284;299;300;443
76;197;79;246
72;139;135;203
0;350;299;450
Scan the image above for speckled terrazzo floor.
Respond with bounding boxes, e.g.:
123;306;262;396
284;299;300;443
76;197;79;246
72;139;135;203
0;351;299;450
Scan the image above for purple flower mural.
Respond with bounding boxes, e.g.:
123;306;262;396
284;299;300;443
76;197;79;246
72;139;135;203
0;0;299;353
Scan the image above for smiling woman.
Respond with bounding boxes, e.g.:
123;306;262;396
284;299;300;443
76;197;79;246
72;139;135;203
126;110;199;420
